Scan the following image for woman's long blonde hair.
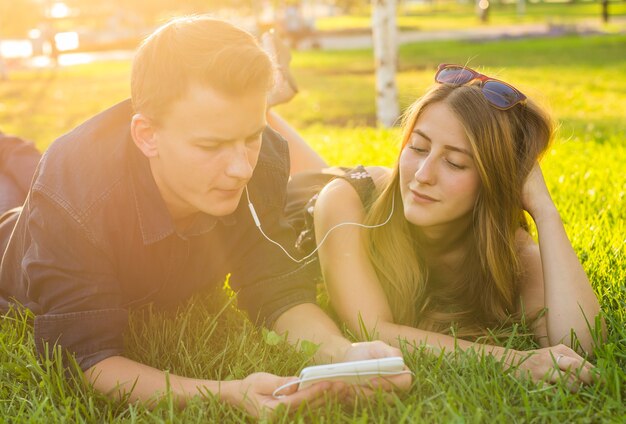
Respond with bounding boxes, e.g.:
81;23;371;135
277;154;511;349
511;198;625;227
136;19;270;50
364;83;553;337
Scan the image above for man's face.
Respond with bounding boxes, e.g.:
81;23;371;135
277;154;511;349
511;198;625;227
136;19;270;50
148;84;267;222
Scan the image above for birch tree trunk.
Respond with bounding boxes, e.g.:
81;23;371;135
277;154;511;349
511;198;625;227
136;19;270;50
517;0;526;17
0;39;7;81
372;0;399;127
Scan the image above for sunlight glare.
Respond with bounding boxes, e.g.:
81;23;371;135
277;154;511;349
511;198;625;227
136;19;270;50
50;2;70;19
0;40;33;59
55;32;79;51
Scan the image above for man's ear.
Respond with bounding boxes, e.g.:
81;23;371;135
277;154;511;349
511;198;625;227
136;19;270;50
130;113;158;158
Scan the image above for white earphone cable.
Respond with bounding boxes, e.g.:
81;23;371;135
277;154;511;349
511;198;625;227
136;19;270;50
245;185;394;263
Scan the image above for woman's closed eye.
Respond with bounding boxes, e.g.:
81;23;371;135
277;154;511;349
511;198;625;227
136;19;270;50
445;158;466;170
409;145;466;169
408;145;428;154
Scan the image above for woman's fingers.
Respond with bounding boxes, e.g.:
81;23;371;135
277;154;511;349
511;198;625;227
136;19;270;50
559;357;595;385
535;352;595;393
517;346;596;393
545;366;585;393
553;353;596;386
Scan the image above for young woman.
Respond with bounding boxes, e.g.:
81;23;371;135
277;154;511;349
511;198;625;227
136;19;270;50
281;64;603;390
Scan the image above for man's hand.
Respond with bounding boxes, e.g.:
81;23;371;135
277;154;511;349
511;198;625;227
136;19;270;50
221;372;344;418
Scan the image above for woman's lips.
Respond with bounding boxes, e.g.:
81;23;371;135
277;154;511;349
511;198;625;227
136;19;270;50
410;189;438;203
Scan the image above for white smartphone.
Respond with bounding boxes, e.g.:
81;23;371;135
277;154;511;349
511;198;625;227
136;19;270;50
297;356;406;390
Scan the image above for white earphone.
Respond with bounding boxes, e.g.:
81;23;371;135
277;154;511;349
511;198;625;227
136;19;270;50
245;186;395;263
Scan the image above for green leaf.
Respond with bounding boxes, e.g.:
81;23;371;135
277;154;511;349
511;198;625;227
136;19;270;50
262;329;285;346
300;340;320;359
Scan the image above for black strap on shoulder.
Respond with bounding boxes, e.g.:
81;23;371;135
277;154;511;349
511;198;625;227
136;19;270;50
337;165;376;209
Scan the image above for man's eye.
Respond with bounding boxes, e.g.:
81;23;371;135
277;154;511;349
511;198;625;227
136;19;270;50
200;145;219;151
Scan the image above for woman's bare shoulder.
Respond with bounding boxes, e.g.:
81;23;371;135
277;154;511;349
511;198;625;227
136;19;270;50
316;176;366;224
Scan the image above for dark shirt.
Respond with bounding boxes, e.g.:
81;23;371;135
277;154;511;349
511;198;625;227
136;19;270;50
0;100;318;371
0;132;41;196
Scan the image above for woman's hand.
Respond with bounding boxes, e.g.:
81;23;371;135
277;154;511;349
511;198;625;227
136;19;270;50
521;163;556;220
509;344;596;392
340;341;413;398
222;372;342;419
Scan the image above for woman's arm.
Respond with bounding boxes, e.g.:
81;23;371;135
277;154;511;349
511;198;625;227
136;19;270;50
521;163;604;353
314;174;594;390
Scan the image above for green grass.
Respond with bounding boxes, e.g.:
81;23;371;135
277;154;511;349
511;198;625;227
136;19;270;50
1;33;626;421
315;0;626;33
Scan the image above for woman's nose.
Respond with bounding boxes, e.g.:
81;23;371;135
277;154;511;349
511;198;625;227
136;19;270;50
415;155;436;185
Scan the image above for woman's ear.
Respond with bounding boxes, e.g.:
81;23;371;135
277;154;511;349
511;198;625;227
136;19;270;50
130;113;158;158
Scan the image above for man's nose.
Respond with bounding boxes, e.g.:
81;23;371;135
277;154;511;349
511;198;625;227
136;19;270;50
225;144;254;181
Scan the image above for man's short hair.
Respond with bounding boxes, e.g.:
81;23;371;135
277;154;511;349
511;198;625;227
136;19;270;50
131;16;273;122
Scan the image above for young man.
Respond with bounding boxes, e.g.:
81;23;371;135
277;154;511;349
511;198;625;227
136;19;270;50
0;17;409;417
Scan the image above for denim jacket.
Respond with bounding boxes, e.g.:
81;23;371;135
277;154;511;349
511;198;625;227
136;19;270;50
0;100;318;371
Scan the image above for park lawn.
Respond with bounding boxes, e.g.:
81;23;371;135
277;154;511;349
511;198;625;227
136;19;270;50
315;0;626;33
1;34;625;422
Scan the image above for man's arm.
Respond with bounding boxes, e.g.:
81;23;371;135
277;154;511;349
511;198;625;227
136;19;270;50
86;356;220;407
85;356;336;417
18;191;336;415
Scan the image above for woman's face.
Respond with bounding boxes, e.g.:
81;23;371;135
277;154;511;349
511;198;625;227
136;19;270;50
399;102;481;231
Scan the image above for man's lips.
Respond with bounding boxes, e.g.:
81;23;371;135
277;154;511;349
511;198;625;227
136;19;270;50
215;187;243;195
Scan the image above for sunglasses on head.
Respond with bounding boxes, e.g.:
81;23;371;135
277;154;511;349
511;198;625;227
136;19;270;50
434;64;527;110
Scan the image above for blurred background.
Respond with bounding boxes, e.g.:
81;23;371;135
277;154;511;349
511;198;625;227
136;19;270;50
0;0;624;146
1;0;624;69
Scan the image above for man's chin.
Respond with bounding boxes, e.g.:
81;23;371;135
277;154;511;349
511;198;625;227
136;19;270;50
201;193;243;217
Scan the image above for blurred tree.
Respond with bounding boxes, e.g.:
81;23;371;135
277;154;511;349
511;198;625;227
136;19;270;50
372;0;399;127
517;0;526;17
601;0;609;23
0;57;6;80
476;0;490;23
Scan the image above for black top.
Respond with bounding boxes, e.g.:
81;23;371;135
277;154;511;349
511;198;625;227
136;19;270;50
285;166;377;255
0;100;318;371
